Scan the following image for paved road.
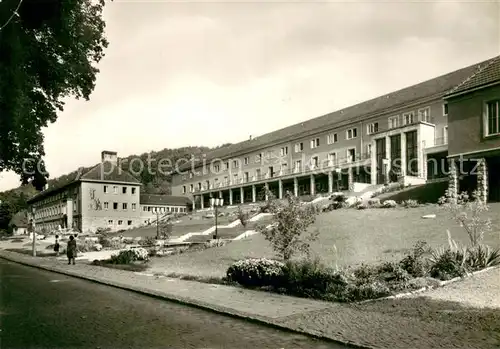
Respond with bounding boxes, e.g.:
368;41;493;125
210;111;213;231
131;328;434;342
0;260;349;349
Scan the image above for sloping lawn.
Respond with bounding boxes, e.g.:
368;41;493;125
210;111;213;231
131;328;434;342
148;204;500;279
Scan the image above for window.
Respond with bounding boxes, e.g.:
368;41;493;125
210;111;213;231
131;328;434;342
367;123;379;135
406;130;418;176
347;148;356;162
244;157;249;165
113;186;118;194
198;182;202;190
403;112;415;125
255;154;262;163
232;160;239;168
366;144;372;156
295;160;302;172
189;172;194;178
255;169;261;178
294;142;304;152
443;103;448;116
388;116;399;129
280;146;288;156
280;163;288;173
182;186;186;194
233;173;238;183
118;220;123;225
113;202;118;210
131;187;136;195
103;185;108;193
310;138;320;149
346;128;358;140
244;172;249;182
444;126;448;144
327;133;338;144
104;202;109;210
132;203;136;211
418;107;431;123
123;203;127;210
128;220;132;226
122;187;127;194
310;156;319;168
327;152;337;165
190;184;194;192
213;164;220;172
108;220;113;225
486;100;500;136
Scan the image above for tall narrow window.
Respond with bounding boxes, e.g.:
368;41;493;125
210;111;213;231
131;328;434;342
406;131;418;176
486;100;500;136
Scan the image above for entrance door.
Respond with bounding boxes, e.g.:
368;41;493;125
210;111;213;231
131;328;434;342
376;138;386;184
488;157;500;202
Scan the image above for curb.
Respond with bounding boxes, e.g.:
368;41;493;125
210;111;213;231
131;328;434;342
0;252;370;349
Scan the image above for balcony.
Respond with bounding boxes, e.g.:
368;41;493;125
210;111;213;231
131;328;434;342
423;137;448;154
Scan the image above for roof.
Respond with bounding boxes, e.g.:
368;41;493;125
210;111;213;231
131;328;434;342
9;211;28;228
27;162;140;204
445;56;500;97
178;55;499;172
140;194;192;206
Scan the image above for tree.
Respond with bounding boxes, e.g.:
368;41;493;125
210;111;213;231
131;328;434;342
257;190;319;261
0;202;13;232
0;0;109;187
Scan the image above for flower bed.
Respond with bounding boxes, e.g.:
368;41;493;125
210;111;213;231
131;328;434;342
224;239;500;303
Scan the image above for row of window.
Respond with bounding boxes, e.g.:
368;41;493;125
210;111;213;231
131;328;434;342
103;202;137;211
183;105;440;181
142;206;187;213
486;100;500;136
34;202;77;219
181;148;363;193
103;185;137;195
107;219;133;226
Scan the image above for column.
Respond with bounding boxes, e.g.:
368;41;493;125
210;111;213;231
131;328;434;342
370;138;377;185
219;191;222;199
400;132;407;179
293;177;299;197
192;196;196;211
417;129;424;178
66;199;73;229
278;179;283;199
328;171;333;193
476;158;488;203
229;189;233;205
448;159;458;202
264;183;269;201
310;174;315;196
240;187;244;204
200;194;204;209
252;185;256;203
348;167;354;192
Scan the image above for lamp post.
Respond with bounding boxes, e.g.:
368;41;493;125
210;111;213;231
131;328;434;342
210;197;224;239
31;206;37;257
156;210;160;239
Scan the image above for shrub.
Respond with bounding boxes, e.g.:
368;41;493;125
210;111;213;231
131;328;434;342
139;236;157;247
226;258;286;287
402;199;419;208
77;239;96;253
108;247;149;265
429;247;468;280
465;244;500;271
257;191;319;261
382;200;397;208
367;198;381;208
345;281;391;302
438;190;492;246
281;258;350;300
237;206;249;227
399;240;431;277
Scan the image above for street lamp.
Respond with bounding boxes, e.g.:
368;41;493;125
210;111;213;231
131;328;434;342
210;197;224;239
31;206;37;257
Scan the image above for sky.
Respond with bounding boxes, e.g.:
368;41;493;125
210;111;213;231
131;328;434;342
0;0;499;191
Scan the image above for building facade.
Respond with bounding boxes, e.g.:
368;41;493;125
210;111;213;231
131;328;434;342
170;56;500;207
140;194;191;224
445;56;500;202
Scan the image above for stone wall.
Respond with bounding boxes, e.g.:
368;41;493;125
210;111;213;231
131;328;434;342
448;159;458;200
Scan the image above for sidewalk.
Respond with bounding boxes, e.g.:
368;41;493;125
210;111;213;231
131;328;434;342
1;250;499;349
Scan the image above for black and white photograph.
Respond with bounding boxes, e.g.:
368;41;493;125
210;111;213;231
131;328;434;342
0;0;499;348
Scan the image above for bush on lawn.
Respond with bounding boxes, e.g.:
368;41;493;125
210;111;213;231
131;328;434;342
139;236;157;247
402;199;419;208
237;206;250;227
226;258;285;287
399;240;431;277
108;247;149;264
382;200;397;208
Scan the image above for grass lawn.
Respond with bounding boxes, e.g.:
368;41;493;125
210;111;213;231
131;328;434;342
148;203;500;279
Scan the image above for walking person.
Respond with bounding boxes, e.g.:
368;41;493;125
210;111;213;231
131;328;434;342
67;235;77;265
54;234;60;257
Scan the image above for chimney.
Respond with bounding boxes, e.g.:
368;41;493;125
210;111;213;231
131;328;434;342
249;135;252;140
101;150;118;165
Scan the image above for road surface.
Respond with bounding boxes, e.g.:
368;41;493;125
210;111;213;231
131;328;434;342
0;259;349;349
